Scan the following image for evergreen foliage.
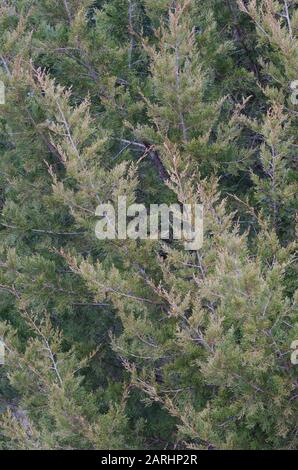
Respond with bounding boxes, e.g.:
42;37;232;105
0;0;297;450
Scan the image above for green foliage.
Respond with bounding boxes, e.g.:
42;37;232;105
0;0;297;450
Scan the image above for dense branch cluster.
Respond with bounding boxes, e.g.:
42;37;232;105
0;0;297;450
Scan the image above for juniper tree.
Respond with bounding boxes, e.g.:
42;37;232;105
0;0;297;451
237;0;298;243
0;0;144;448
62;1;297;449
